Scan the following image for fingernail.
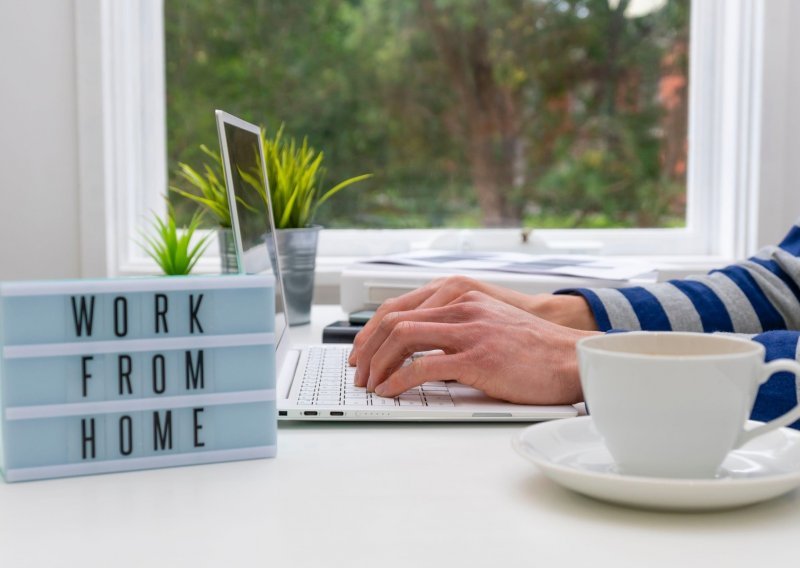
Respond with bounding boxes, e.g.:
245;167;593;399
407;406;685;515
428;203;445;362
353;369;359;385
375;384;386;396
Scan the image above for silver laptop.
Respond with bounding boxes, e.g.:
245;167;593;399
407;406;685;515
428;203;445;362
216;109;577;421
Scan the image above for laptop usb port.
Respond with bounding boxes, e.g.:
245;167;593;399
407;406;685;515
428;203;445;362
330;411;344;416
303;411;318;416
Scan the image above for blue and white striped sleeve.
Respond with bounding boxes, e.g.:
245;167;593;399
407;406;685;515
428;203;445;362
557;218;800;427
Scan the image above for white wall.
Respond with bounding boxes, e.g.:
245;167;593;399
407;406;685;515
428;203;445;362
0;0;82;280
757;0;800;249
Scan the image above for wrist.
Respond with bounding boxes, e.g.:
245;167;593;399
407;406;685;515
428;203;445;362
552;328;598;404
529;294;598;331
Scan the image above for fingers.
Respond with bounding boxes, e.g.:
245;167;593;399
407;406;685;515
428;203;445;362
447;289;491;306
354;304;472;387
365;320;469;391
415;278;484;310
374;352;467;398
347;286;436;365
348;276;486;366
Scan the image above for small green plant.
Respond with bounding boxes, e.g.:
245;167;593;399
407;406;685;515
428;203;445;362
139;205;211;276
237;125;372;229
170;145;231;228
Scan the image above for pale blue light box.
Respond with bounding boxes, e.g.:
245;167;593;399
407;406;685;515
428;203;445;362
0;274;277;482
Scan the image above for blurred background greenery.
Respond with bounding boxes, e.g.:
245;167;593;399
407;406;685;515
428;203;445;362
165;0;689;229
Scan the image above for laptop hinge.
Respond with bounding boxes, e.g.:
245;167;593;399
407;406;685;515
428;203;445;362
278;348;301;400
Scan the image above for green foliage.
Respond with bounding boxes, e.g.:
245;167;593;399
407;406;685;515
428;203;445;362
534;115;686;227
170;145;231;228
171;125;372;231
139;206;211;276
165;0;691;229
253;125;372;229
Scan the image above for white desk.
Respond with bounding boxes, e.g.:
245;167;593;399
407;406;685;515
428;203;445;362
1;305;798;567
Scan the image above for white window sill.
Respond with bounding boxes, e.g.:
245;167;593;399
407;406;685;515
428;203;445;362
314;254;732;286
118;253;731;300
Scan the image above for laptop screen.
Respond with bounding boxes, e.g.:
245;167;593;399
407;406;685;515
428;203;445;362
215;110;289;354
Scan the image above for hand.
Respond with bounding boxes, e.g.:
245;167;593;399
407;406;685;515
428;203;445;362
348;275;596;366
352;290;599;405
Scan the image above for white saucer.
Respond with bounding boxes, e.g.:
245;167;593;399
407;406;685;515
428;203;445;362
512;416;800;511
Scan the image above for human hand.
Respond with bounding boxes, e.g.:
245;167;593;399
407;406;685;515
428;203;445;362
347;275;596;367
351;290;599;405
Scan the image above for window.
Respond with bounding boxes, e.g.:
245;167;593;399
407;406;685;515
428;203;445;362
75;0;800;278
166;0;689;232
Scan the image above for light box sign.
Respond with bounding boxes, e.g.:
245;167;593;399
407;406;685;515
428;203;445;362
0;274;276;482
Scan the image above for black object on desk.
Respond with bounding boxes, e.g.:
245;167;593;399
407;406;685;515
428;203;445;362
322;320;364;343
348;310;375;325
321;310;374;343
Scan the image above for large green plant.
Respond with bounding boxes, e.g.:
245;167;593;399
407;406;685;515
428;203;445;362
170;145;231;228
239;125;372;229
172;126;371;230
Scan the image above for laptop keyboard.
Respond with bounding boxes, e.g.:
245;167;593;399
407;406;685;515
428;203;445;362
296;346;455;407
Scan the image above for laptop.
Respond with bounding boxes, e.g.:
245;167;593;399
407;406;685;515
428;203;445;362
215;109;578;421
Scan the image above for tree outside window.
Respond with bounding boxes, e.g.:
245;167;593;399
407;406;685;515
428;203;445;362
165;0;690;230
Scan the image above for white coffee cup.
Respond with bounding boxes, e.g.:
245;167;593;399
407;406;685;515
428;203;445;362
577;332;800;479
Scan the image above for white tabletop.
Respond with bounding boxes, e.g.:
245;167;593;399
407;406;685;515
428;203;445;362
1;305;799;567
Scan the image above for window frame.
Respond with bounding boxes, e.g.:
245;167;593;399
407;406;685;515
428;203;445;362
76;0;799;279
76;0;168;277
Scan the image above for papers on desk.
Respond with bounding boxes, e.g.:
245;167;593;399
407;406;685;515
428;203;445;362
362;250;656;282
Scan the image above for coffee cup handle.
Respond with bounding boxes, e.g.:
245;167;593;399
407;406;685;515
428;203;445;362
735;358;800;448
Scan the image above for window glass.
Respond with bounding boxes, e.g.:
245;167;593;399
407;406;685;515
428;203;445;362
165;0;690;230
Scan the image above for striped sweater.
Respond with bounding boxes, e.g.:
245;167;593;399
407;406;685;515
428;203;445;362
559;218;800;428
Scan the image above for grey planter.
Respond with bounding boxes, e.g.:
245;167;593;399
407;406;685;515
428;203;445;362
270;225;321;325
217;228;238;274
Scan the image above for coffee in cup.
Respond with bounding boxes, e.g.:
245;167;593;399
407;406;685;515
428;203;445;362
577;332;800;478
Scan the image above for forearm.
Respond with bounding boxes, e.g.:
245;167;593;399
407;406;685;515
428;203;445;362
445;279;600;330
553;220;800;334
526;294;598;331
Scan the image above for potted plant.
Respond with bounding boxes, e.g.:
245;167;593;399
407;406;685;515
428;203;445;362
242;125;372;324
138;204;211;276
169;146;237;273
172;125;371;323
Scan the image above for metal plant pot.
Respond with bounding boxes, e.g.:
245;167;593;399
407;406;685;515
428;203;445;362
217;228;238;274
271;225;321;325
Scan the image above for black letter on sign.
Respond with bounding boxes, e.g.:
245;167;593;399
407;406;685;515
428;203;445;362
153;410;173;451
71;296;96;337
119;415;133;456
152;354;166;395
113;296;128;337
185;350;205;390
155;293;169;334
81;356;94;397
193;408;205;448
82;418;96;460
118;354;133;395
189;294;204;334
